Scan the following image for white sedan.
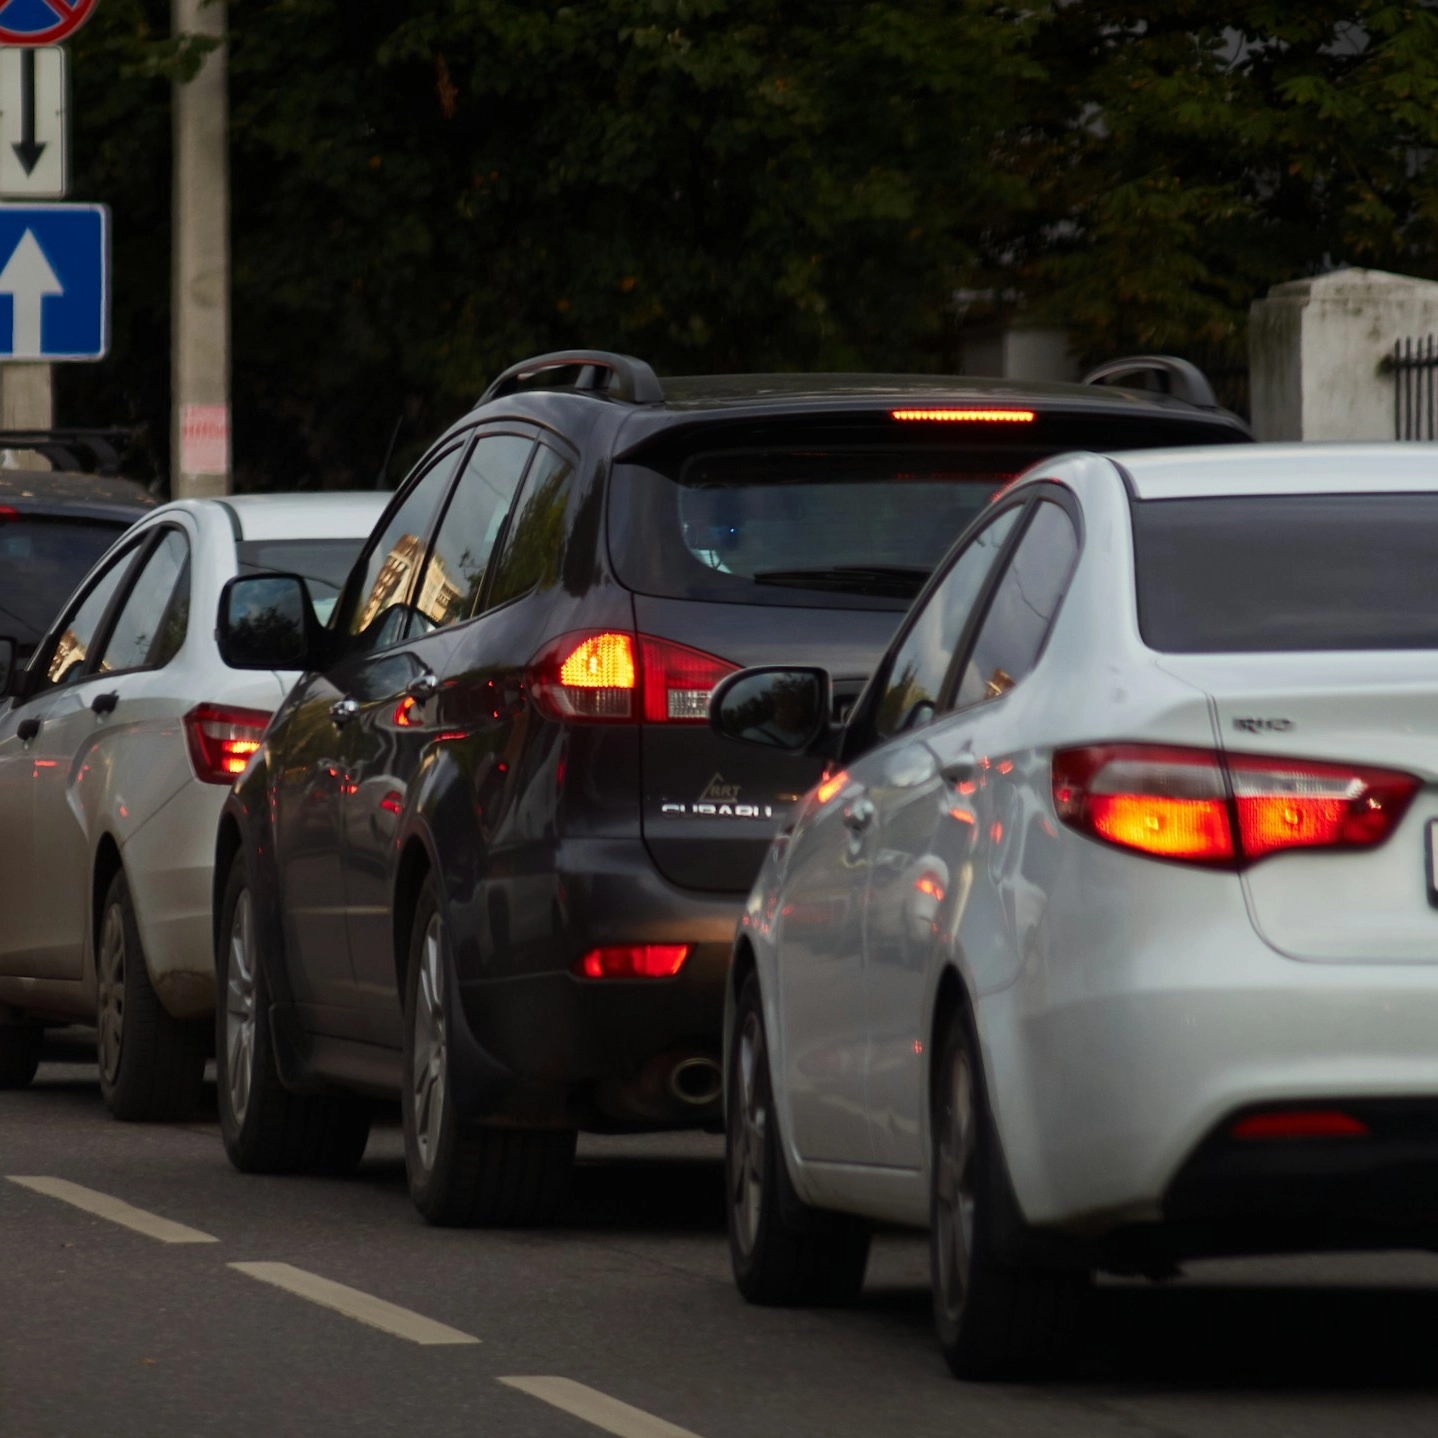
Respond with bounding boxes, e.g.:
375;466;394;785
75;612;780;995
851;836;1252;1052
0;492;385;1118
713;444;1438;1377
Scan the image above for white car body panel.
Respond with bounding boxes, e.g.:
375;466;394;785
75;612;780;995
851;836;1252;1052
0;492;385;1022
738;442;1438;1243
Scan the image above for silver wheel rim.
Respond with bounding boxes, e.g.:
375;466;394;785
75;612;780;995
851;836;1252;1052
411;914;447;1172
97;903;126;1086
730;1009;767;1257
935;1046;978;1324
225;889;257;1128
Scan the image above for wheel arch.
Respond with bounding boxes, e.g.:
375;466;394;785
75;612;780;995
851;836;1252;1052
212;810;244;959
392;834;436;1004
90;832;124;974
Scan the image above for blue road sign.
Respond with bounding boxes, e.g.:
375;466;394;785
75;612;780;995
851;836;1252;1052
0;203;107;360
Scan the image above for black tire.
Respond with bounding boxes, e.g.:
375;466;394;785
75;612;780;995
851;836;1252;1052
727;971;870;1305
215;857;371;1176
0;1024;40;1089
96;869;206;1122
930;1003;1085;1379
401;874;574;1226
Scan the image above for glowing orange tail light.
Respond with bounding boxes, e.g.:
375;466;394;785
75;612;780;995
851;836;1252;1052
183;703;272;785
560;632;637;691
890;408;1035;423
1053;744;1416;867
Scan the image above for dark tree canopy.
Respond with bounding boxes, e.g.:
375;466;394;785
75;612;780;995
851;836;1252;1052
55;2;1438;490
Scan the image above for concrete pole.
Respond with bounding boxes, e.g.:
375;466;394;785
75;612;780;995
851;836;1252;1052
0;364;54;469
171;0;231;497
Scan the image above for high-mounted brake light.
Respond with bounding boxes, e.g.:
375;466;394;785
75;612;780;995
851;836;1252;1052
527;630;737;725
184;703;272;785
573;944;690;979
890;408;1035;423
1052;744;1418;867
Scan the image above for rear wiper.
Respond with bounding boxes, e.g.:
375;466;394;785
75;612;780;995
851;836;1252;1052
753;564;931;599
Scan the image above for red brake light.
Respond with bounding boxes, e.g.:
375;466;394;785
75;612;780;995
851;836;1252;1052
1232;1110;1370;1140
573;944;690;979
527;630;736;725
890;408;1035;423
0;505;18;521
183;703;272;784
1053;744;1418;867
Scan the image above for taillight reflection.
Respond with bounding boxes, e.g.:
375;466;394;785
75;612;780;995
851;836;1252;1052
573;944;690;979
184;703;272;785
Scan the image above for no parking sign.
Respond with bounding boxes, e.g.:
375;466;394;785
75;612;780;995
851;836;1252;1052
0;0;98;46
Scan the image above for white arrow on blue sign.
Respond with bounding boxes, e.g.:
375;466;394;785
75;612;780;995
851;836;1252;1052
0;202;107;360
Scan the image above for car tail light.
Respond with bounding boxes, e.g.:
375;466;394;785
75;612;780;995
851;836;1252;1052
1052;744;1418;867
184;703;272;784
573;944;690;979
0;505;17;521
890;408;1035;423
1231;1110;1370;1140
527;630;737;725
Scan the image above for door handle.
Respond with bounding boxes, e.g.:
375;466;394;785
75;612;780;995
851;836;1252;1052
16;716;39;742
842;796;876;833
329;697;359;727
90;690;119;717
406;671;440;702
941;757;977;786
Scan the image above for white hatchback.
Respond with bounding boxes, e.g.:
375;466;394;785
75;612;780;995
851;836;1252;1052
0;492;385;1118
714;444;1438;1377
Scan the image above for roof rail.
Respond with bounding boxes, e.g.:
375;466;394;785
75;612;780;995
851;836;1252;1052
1080;355;1219;410
480;350;665;405
0;427;134;475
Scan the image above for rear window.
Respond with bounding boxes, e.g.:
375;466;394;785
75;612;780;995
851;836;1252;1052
236;538;366;624
0;516;122;649
1134;493;1438;652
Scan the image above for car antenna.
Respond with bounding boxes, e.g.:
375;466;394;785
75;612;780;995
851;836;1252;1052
375;415;404;490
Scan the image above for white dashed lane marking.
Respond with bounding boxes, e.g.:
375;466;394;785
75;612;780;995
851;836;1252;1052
229;1261;480;1346
501;1377;705;1438
7;1176;220;1244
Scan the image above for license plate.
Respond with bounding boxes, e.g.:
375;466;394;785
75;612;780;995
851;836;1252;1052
1427;820;1438;907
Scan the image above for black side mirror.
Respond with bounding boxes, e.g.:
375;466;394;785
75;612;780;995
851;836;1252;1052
0;637;14;698
217;573;320;671
709;666;832;753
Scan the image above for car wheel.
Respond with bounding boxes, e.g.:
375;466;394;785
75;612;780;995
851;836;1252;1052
930;1003;1084;1379
215;856;371;1175
96;869;206;1122
727;971;870;1305
401;874;575;1226
0;1023;40;1089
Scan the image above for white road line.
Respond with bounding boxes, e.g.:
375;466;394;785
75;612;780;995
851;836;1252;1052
500;1377;705;1438
7;1176;220;1245
229;1261;480;1346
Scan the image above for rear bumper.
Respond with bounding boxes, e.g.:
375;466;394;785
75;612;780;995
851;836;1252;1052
451;838;743;1129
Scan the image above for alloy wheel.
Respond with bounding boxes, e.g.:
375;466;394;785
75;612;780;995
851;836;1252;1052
225;888;258;1127
411;914;447;1172
97;902;126;1086
730;1009;768;1257
934;1045;978;1326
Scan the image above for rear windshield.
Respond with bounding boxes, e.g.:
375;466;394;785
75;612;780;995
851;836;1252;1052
0;516;122;649
1134;493;1438;652
236;537;365;624
610;416;1243;609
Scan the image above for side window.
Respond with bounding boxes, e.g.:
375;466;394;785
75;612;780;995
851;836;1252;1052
874;507;1020;738
954;499;1079;710
347;442;467;652
95;530;191;674
37;545;140;692
411;432;535;632
486;443;577;611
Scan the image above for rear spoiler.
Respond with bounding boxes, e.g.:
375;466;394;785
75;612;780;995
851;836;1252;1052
1081;355;1219;411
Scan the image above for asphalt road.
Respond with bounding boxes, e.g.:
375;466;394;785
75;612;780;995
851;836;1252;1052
5;1042;1438;1438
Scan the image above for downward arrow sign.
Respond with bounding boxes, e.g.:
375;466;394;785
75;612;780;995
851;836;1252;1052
12;50;44;176
0;229;63;355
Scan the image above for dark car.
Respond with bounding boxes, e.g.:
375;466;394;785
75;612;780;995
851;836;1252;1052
210;350;1250;1225
0;432;155;661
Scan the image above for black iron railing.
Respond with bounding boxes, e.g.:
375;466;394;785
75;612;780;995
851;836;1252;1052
1386;336;1438;440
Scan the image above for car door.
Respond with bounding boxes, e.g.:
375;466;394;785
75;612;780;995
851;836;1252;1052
863;494;1081;1169
271;438;469;1037
0;538;144;977
340;429;537;1045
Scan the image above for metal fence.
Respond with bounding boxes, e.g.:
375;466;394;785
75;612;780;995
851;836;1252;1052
1388;335;1438;440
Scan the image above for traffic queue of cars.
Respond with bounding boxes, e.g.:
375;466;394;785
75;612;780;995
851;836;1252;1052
9;351;1438;1379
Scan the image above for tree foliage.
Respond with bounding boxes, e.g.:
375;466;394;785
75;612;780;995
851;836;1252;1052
52;2;1438;488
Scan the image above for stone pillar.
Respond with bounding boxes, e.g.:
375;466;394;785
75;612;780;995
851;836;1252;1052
0;364;54;468
1249;268;1438;441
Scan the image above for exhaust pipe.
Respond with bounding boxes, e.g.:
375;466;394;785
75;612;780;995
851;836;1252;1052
670;1056;723;1107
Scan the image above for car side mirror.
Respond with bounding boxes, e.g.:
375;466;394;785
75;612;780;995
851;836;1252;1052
0;637;14;697
217;573;320;671
709;666;832;753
